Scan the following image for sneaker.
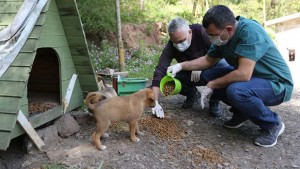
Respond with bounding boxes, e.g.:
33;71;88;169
223;112;248;129
209;101;223;117
182;91;201;109
254;122;285;147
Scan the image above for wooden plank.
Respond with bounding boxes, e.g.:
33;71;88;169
35;12;46;26
72;55;93;66
40;21;65;36
20;39;37;53
61;57;75;70
0;13;17;25
67;37;87;47
0;2;22;13
56;0;78;15
54;46;72;58
47;0;59;12
80;83;98;92
11;52;36;66
62;80;82;96
28;26;43;39
0;97;21;114
78;74;97;85
41;0;51;12
61;67;77;80
63;74;77;113
64;27;84;38
66;94;84;112
60;16;81;28
20;90;29;117
57;4;78;17
44;11;63;24
17;110;45;151
37;35;69;48
11;106;63;140
0;81;26;97
75;65;95;75
0;113;17;131
69;46;89;56
29;106;63;129
0;67;30;81
0;131;11;151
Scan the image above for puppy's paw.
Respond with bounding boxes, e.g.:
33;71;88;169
137;131;144;136
98;145;107;151
101;133;109;138
131;137;140;142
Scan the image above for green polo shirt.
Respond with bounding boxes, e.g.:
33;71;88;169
207;16;293;102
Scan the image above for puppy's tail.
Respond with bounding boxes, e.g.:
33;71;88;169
85;92;107;111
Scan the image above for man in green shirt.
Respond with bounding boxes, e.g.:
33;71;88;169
167;5;293;147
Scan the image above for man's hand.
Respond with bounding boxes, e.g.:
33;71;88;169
191;71;201;82
152;100;164;118
196;86;213;109
167;63;182;77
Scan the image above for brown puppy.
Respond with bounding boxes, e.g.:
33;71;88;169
85;88;155;150
85;87;118;113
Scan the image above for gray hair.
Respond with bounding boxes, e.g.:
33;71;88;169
168;17;190;35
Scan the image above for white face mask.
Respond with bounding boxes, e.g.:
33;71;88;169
173;39;191;52
208;29;229;46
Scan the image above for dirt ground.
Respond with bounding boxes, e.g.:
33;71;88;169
0;59;299;169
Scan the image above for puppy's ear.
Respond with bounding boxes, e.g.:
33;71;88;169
100;95;107;101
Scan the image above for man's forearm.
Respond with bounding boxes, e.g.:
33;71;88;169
151;86;160;100
207;69;250;89
180;55;215;71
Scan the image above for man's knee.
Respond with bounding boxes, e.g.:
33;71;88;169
226;83;251;103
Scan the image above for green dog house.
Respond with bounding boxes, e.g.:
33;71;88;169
0;0;98;150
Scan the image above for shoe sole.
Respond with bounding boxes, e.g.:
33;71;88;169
254;122;285;147
223;121;247;129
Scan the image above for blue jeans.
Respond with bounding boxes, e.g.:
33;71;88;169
175;58;229;98
200;66;284;129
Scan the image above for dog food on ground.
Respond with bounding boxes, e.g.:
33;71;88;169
140;115;185;140
191;146;226;164
163;81;175;96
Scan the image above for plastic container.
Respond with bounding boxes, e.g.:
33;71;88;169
116;78;148;96
160;73;182;96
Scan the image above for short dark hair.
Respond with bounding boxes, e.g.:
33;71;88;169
202;5;236;29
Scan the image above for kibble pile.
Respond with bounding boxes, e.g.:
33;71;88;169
162;81;175;96
191;146;226;164
28;102;58;114
139;116;185;140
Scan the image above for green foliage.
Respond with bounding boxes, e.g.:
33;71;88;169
77;0;116;37
89;40;162;79
89;40;120;71
79;0;300;79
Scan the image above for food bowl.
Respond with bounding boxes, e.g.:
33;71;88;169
160;73;182;96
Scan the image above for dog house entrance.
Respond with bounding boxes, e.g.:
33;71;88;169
27;48;60;116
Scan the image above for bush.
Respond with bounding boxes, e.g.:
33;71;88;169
89;41;162;79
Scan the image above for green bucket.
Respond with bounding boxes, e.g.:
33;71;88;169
160;73;182;96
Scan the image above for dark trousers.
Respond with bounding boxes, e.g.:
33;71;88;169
200;65;284;129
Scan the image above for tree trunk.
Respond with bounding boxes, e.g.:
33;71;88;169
115;0;125;71
139;0;144;11
193;0;197;16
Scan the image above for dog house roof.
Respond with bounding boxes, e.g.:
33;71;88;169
0;0;98;150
